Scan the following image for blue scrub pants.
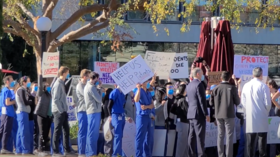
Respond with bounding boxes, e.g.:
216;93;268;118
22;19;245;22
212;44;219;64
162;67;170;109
5;115;17;152
77;112;87;155
111;113;125;157
135;115;151;157
16;112;31;154
148;120;155;156
29;120;34;153
86;112;101;156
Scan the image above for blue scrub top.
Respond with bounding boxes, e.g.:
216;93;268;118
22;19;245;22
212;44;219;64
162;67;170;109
109;88;125;114
1;87;15;117
134;88;152;115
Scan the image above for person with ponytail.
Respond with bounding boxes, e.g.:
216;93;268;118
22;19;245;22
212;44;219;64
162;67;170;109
15;76;32;155
0;75;16;154
34;74;52;156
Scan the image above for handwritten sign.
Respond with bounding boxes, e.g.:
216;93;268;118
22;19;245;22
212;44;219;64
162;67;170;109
233;55;269;78
122;121;136;157
145;51;189;79
208;71;223;85
94;62;119;84
66;96;77;121
110;55;154;94
239;75;267;91
42;52;60;78
267;117;280;144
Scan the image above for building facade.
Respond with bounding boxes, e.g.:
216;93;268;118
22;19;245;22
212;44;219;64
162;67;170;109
52;0;280;77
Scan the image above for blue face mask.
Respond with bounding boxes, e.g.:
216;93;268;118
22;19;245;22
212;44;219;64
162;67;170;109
201;75;205;81
168;89;174;95
34;86;38;92
276;98;279;102
133;88;138;93
27;82;31;88
206;94;210;99
102;92;105;98
146;82;150;89
66;73;70;79
46;87;51;93
150;91;155;97
10;81;15;88
95;81;99;86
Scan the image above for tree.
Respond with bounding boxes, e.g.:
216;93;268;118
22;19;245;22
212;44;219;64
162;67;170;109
2;0;280;75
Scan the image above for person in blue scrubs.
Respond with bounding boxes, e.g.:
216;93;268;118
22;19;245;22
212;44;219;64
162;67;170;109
134;80;154;157
8;86;18;153
0;76;16;154
148;87;156;156
108;86;126;157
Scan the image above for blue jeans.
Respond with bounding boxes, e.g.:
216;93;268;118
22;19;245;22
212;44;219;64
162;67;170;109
237;121;246;157
86;112;101;156
111;113;125;157
77;112;87;155
16;112;31;154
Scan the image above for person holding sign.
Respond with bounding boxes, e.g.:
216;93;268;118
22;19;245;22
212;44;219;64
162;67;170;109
134;80;154;157
186;68;209;157
76;69;91;157
108;86;126;157
241;67;271;157
84;72;103;157
210;71;240;157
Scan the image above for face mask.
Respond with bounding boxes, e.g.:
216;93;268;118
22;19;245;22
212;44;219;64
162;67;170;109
133;88;137;93
150;91;155;97
146;82;150;89
26;82;31;88
206;94;210;99
164;96;167;99
102;92;105;98
34;86;38;92
46;87;51;93
168;89;174;95
66;73;70;79
10;81;15;88
201;75;205;81
87;79;90;82
95;81;99;86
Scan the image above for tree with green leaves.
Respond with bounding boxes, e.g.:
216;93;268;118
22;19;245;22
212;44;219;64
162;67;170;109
2;0;280;75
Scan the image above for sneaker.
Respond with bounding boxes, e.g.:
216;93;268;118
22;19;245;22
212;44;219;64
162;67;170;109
64;150;77;156
38;152;49;156
33;149;39;154
78;155;86;157
1;149;13;154
52;153;66;157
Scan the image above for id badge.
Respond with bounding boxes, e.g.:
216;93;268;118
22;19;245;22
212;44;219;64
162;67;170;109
118;116;122;121
177;118;181;122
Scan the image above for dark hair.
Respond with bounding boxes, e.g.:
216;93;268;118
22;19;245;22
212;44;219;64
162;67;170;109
155;87;166;104
3;75;12;84
103;88;113;104
89;72;99;80
268;80;278;90
221;71;231;81
164;82;172;87
177;84;186;96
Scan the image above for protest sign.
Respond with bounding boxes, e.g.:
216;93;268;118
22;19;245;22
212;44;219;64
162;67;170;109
42;52;59;78
267;117;280;144
208;71;223;85
122;121;136;157
66;96;77;121
153;129;167;156
233;55;269;78
239;75;267;91
145;51;189;79
110;55;154;94
94;62;119;84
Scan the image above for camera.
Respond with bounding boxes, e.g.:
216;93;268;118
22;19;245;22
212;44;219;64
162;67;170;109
194;57;204;63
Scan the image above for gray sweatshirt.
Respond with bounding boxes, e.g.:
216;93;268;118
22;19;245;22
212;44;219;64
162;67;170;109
15;87;31;113
84;82;102;114
76;81;86;112
154;100;165;127
51;78;68;113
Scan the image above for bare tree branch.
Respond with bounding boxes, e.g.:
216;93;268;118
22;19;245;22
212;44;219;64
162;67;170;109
16;3;35;20
43;0;59;19
50;3;107;41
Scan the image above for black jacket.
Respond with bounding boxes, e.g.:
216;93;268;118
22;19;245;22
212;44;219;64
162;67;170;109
171;95;189;123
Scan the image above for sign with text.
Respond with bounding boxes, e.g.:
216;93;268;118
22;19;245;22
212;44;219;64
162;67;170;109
110;55;154;94
66;96;77;121
208;71;223;85
233;55;269;78
94;62;119;84
122;121;136;157
42;52;59;78
240;75;267;91
145;51;189;79
267;117;280;144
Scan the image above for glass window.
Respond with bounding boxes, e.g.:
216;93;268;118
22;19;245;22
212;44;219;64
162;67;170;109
127;11;146;20
60;42;80;75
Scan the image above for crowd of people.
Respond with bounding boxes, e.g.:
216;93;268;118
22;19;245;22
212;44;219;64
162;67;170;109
0;59;279;157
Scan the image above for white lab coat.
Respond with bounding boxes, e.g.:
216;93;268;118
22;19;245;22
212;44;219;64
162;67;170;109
241;78;271;133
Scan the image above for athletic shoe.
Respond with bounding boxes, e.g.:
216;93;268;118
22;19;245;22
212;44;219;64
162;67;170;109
1;149;13;154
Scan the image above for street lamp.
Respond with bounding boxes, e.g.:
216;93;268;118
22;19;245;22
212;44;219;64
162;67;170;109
36;17;52;59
